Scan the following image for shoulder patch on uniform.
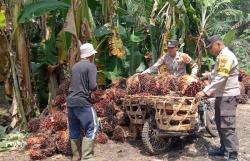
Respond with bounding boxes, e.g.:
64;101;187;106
218;55;232;77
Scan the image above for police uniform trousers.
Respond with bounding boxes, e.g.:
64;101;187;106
214;96;239;152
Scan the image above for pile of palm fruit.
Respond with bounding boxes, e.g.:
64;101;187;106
126;73;204;97
27;109;70;160
25;73;216;160
26;78;130;160
27;78;73;160
239;71;250;104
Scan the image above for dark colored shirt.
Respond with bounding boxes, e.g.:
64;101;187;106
67;60;97;107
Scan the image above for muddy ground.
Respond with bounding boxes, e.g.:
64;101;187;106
0;103;249;161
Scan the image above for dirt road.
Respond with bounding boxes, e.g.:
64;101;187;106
0;103;249;161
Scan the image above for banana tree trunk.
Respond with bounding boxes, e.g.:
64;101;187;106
9;52;27;128
12;0;33;116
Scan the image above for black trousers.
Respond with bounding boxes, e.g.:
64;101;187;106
215;96;239;153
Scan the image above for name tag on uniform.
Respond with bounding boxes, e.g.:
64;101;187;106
218;56;232;77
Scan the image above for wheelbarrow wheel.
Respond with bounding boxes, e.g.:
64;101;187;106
141;118;171;155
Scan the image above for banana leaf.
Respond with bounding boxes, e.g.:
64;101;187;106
118;25;127;38
223;30;236;46
130;30;145;43
94;24;112;38
18;0;70;23
31;62;42;74
103;54;124;82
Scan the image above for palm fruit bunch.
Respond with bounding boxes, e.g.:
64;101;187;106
104;88;115;101
94;101;107;117
239;82;248;104
56;78;70;95
27;135;48;160
39;110;68;133
112;126;130;142
50;111;68;131
113;88;126;105
94;99;115;117
29;149;46;160
51;94;67;107
95;132;109;144
178;75;192;92
138;73;158;95
100;116;118;136
168;75;180;92
156;73;170;95
183;81;204;97
242;74;250;96
178;74;201;95
112;78;127;90
91;89;105;103
126;74;140;95
28;118;41;133
104;101;116;116
42;134;57;157
27;135;47;149
56;130;72;155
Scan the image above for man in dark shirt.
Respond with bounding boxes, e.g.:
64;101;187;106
67;43;98;161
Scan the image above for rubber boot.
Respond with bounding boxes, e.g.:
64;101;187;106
71;139;81;161
208;146;226;156
227;152;238;161
81;137;94;161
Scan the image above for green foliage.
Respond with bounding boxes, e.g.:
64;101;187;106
0;130;27;152
17;0;250;87
205;0;250;74
18;0;70;23
130;31;145;43
229;39;250;74
93;24;112;38
207;21;231;35
0;126;7;139
0;11;6;28
223;30;236;45
201;55;216;72
183;0;200;36
240;28;250;41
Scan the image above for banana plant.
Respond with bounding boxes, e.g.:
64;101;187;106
193;0;238;72
12;0;34;123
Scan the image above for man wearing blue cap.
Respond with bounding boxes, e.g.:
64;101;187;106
142;40;198;77
196;35;240;161
67;43;99;161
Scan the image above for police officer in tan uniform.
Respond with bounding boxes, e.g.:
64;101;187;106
142;40;198;77
196;35;240;161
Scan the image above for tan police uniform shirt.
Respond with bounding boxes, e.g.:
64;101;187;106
203;47;240;97
143;52;198;76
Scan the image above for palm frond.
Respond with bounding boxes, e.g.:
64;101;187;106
218;8;245;22
206;20;231;35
